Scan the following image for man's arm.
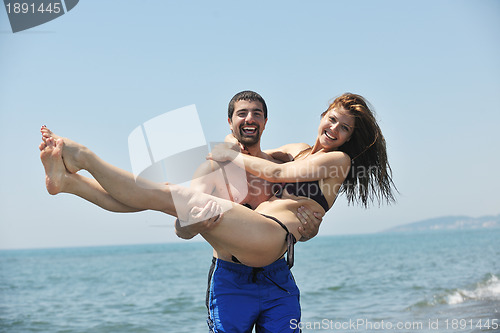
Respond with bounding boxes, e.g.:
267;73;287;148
174;160;221;239
195;140;324;241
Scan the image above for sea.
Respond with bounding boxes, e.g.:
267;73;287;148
1;229;499;332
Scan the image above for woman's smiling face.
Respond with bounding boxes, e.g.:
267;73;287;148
317;107;355;151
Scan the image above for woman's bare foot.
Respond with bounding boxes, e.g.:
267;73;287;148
40;125;88;173
39;137;70;195
41;125;61;142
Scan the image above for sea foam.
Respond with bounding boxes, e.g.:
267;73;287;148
446;274;500;305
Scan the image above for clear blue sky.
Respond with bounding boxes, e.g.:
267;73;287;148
1;1;499;249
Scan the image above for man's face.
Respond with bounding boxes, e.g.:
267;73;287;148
228;100;267;147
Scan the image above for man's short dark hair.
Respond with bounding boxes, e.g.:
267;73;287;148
228;91;268;119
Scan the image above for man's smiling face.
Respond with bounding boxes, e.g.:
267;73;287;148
228;100;267;147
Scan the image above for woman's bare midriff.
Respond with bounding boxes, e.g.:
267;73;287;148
255;195;326;240
213;194;326;263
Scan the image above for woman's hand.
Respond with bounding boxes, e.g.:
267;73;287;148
296;206;323;241
224;133;239;145
224;135;251;155
207;143;240;162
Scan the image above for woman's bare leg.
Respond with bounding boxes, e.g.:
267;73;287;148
201;208;289;267
42;126;180;215
40;138;141;212
41;127;290;267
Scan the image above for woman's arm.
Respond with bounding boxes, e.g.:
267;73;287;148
208;144;351;183
224;133;238;144
263;143;309;163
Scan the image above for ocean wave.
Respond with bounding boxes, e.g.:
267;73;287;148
411;273;500;308
445;274;500;305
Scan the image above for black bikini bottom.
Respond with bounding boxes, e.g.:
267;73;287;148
231;214;296;269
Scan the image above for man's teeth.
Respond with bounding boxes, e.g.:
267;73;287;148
242;127;256;133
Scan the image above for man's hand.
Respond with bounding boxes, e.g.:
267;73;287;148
296;206;323;241
175;201;224;239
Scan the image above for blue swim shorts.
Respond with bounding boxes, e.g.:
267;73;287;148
206;257;301;333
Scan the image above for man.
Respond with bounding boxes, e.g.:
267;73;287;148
175;91;322;332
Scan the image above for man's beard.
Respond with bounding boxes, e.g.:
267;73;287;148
234;125;260;147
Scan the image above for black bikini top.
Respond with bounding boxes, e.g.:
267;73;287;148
273;180;330;212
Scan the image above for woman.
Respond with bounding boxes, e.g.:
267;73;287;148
40;93;395;267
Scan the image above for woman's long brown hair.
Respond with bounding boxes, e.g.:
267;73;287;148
298;93;397;207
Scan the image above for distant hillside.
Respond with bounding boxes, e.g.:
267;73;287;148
384;214;500;233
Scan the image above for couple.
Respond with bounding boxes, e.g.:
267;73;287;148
39;91;396;332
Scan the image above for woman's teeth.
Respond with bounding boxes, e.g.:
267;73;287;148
325;131;336;140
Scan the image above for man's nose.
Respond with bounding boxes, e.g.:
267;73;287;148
245;113;256;123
